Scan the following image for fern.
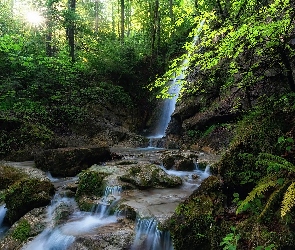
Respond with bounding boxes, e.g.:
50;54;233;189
281;182;295;217
236;177;277;214
257;153;295;172
259;181;290;221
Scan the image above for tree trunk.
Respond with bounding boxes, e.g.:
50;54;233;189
95;0;99;34
67;0;76;62
120;0;125;42
151;0;159;59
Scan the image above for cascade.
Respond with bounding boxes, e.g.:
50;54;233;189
22;186;122;250
148;20;205;144
92;185;122;218
0;204;8;238
0;205;6;227
131;218;174;250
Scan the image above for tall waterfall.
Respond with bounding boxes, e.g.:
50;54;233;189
149;20;205;139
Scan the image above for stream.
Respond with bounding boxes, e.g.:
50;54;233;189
0;23;209;249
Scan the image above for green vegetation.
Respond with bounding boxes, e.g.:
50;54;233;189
11;219;31;242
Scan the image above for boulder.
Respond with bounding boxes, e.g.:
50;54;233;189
4;178;55;224
168;176;225;250
34;146;111;177
161;151;197;171
119;164;182;189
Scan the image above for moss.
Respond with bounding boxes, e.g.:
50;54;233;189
5;178;55;224
168;176;225;250
11;219;31;242
76;170;108;198
119;164;182;189
0;165;27;189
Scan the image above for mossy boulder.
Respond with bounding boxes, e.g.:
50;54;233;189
0;165;26;189
119;164;182;189
161;151;197;170
168;176;225;249
4;178;55;224
75;170;108;211
34;146;112;177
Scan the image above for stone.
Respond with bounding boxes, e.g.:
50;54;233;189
34;146;112;177
119;164;182;189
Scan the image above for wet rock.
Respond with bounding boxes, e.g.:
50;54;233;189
161;151;197;170
168;175;225;250
75;170;108;211
119;164;182;189
4;178;55;224
69;225;135;250
34;146;112;177
0;207;47;250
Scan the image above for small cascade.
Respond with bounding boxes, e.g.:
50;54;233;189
23;186;122;249
93;185;122;218
131;218;174;250
0;204;8;238
0;205;7;226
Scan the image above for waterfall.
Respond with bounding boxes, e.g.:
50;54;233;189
0;204;8;238
131;218;174;250
149;20;205;140
0;205;7;227
92;185;122;218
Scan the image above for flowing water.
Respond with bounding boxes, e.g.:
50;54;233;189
148;20;205;141
22;186;122;250
0;204;8;238
131;218;173;250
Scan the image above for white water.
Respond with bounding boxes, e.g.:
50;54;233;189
0;204;8;238
22;186;122;250
131;218;174;250
149;20;205;139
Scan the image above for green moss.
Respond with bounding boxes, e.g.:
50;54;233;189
5;178;55;224
0;165;27;189
76;170;108;198
168;176;225;250
11;219;31;242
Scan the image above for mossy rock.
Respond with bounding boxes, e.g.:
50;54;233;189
0;165;26;189
119;164;182;189
174;158;195;171
4;178;55;224
76;170;108;197
168;176;225;249
75;170;108;211
34;146;112;177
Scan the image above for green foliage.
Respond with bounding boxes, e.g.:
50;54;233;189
237;153;295;219
220;227;240;250
281;182;295;217
12;219;31;242
76;171;107;198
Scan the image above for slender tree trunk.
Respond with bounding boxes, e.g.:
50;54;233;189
169;0;174;24
45;0;54;57
95;0;99;34
120;0;125;42
67;0;76;62
151;0;159;59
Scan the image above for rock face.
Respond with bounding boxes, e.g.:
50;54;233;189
34;146;112;177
